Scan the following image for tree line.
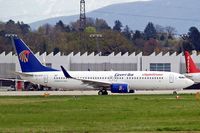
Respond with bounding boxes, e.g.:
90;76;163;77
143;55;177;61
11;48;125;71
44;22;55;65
0;18;199;55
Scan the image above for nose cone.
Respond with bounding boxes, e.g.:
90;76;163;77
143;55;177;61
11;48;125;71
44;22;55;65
185;78;194;87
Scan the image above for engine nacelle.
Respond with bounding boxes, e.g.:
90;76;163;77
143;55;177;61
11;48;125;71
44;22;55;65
111;84;129;93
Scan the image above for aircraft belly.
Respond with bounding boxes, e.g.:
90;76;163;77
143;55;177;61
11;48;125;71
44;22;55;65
48;80;93;90
131;80;167;90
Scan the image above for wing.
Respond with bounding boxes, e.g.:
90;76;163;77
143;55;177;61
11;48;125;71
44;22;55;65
60;66;112;88
80;79;111;88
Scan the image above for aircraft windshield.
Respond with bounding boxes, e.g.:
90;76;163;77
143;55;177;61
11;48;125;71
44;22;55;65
178;76;185;79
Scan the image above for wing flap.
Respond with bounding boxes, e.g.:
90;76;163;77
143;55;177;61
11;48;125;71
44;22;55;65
80;79;111;88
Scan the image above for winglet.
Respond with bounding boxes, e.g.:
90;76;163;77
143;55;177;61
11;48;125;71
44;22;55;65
60;66;73;78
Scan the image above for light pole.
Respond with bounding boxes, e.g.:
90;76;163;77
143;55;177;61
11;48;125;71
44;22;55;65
89;34;103;55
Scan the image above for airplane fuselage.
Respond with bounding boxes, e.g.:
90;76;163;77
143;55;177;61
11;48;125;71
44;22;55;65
20;71;193;91
8;36;194;94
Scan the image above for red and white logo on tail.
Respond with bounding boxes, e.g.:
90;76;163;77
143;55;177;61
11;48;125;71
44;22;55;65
184;51;200;73
19;50;30;63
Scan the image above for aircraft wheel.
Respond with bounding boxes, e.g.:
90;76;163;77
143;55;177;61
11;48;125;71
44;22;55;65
98;89;108;95
98;90;103;95
103;90;108;95
129;90;135;93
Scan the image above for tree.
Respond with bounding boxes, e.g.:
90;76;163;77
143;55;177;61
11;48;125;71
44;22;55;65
65;25;71;32
42;42;47;53
38;24;53;35
0;30;6;36
159;34;165;41
86;17;95;27
122;25;132;40
5;20;21;34
165;26;176;39
113;20;123;32
85;26;96;33
6;20;15;25
181;40;194;51
144;22;157;40
132;30;142;40
53;47;60;55
95;18;110;31
55;20;65;32
155;24;164;33
18;22;30;34
70;20;80;32
188;27;200;50
143;38;161;55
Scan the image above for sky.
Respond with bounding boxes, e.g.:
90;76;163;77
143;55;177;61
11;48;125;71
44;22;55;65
0;0;150;23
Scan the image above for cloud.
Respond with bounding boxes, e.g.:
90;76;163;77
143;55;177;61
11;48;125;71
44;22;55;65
0;0;151;23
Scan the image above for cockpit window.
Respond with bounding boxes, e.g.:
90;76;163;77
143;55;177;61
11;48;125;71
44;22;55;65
179;76;185;79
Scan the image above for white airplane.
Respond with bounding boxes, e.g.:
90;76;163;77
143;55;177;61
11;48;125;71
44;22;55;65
9;35;194;95
184;51;200;83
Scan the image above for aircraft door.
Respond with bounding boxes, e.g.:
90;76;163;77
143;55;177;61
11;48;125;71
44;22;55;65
169;74;174;83
44;75;48;83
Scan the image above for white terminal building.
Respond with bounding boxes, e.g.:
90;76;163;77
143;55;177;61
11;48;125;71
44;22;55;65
0;51;200;89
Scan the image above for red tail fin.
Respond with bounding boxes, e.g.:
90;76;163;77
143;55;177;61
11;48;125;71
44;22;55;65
184;51;200;73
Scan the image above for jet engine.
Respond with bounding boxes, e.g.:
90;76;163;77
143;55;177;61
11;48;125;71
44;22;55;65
111;84;129;93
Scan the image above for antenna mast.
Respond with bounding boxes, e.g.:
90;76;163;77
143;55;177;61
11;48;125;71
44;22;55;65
79;0;86;51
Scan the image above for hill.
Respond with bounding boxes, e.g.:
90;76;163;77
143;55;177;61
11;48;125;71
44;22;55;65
30;0;200;34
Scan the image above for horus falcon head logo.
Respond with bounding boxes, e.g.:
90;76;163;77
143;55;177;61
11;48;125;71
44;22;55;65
19;50;30;63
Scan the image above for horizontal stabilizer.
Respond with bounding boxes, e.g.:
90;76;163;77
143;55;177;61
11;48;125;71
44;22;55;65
0;78;27;82
14;72;34;77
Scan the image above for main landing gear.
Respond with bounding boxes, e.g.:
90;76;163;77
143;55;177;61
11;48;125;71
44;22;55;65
98;89;108;95
129;90;135;93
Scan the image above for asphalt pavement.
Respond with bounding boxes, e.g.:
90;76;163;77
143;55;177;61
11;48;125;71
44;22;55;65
0;90;199;96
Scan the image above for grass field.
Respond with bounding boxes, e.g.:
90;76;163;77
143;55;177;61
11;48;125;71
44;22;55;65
0;94;200;133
